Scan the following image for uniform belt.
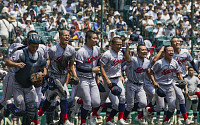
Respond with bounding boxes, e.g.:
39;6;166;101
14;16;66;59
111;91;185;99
109;77;120;80
133;82;143;86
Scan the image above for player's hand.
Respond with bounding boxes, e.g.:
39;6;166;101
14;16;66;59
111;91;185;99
153;82;159;88
120;76;124;84
106;79;112;88
126;40;132;47
17;62;26;68
98;76;104;84
198;74;200;79
92;66;100;73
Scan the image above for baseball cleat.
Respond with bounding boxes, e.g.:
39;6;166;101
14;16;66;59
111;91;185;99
63;120;73;125
163;121;168;125
89;115;96;125
96;116;103;124
117;119;129;125
143;107;151;123
104;121;115;125
185;119;191;125
135;116;146;125
71;97;81;119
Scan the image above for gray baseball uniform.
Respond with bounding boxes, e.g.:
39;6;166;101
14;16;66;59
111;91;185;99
185;76;200;113
46;43;76;102
75;45;101;110
125;56;149;111
100;49;125;110
151;58;181;112
173;49;193;104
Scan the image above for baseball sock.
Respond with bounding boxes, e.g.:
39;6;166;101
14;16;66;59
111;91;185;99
132;102;139;111
194;112;197;120
195;92;200;97
106;109;118;122
60;100;68;123
177;110;181;121
77;99;83;104
92;106;100;116
123;109;130;120
38;99;51;116
81;107;88;124
118;103;125;120
32;111;39;125
163;111;174;122
180;104;188;120
102;102;112;108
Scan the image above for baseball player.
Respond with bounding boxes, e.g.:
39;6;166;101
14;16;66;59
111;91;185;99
185;67;200;124
171;37;200;124
38;30;76;125
90;37;128;125
123;42;149;124
75;30;101;125
5;34;47;125
145;46;182;125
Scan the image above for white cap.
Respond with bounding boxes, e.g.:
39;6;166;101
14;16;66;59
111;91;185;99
114;11;120;16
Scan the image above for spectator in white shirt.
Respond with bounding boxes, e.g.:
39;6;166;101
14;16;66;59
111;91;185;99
183;16;190;28
43;1;51;14
153;21;164;38
142;13;154;29
147;3;154;17
164;23;176;37
173;8;183;24
24;17;35;34
19;0;28;15
161;9;170;21
53;0;66;15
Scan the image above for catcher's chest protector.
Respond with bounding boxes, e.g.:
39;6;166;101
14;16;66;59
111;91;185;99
15;48;46;88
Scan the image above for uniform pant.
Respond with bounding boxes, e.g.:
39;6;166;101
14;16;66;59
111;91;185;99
126;80;147;111
0;72;14;106
154;84;176;112
78;77;100;110
13;81;38;111
172;82;185;110
143;82;155;104
100;77;125;111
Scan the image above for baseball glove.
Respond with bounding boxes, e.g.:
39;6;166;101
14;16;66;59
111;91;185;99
109;83;122;96
156;87;166;97
98;81;106;92
57;55;72;73
176;80;186;89
30;72;44;88
68;76;79;85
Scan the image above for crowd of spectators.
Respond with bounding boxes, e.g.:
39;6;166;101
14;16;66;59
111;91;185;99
1;0;200;69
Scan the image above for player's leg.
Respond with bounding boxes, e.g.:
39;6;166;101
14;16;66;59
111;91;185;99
123;82;135;121
163;86;176;123
172;82;189;122
78;77;92;125
116;78;128;125
23;86;38;125
89;78;101;125
0;73;14;108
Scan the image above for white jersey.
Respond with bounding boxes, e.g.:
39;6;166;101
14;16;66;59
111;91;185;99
48;44;76;75
38;44;49;60
185;75;200;92
75;45;101;78
126;56;150;84
151;58;181;85
173;49;193;77
100;49;123;78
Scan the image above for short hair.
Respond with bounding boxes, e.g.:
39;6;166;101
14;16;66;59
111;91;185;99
111;37;121;44
188;66;193;70
59;30;68;37
170;36;179;43
85;30;96;42
164;45;173;51
137;44;146;51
